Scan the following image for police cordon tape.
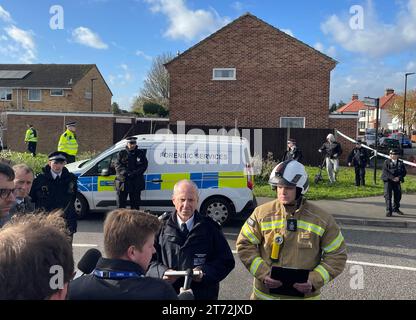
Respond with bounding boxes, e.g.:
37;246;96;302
335;130;416;168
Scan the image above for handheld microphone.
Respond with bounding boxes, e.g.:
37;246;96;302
183;268;193;290
77;248;102;275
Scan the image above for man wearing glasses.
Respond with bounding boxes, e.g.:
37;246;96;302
30;151;78;239
0;163;17;228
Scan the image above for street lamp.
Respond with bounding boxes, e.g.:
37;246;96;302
90;78;97;112
403;72;415;135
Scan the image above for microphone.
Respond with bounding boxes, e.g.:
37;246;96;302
77;248;102;275
183;268;193;290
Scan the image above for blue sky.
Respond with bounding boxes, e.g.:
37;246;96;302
1;0;416;110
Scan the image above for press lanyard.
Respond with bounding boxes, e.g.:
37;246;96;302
93;269;143;279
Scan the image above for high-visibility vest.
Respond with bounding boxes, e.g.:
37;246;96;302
25;128;38;143
57;129;78;156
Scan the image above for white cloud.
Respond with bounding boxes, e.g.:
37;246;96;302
0;5;13;23
136;50;153;61
281;29;294;37
407;61;416;71
108;64;134;86
314;42;336;58
144;0;230;41
231;2;244;12
71;26;108;49
321;0;416;57
2;25;36;63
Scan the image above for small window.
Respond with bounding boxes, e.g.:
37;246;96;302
212;68;236;80
50;89;64;96
85;91;92;99
0;88;12;101
28;89;41;101
280;117;305;128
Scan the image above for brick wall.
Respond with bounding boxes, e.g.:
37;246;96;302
5;114;114;155
167;14;335;128
2;66;111;113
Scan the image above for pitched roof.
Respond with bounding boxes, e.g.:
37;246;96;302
337;92;396;113
0;64;95;88
165;13;338;67
337;99;364;113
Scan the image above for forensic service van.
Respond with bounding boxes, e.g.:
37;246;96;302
66;134;257;225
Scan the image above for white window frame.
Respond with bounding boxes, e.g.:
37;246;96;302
0;88;12;101
279;117;305;128
85;90;92;100
50;88;64;96
28;89;41;102
212;68;236;81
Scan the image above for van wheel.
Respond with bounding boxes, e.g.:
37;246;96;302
75;193;89;220
201;197;234;225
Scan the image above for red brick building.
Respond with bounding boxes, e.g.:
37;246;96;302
166;13;337;129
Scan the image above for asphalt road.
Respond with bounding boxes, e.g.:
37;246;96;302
72;214;416;300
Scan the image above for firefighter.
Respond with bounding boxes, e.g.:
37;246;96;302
115;136;148;209
58;121;78;163
236;160;347;300
381;149;407;217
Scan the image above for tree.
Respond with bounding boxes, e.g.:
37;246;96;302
112;102;122;114
134;52;173;111
329;100;346;112
388;90;416;132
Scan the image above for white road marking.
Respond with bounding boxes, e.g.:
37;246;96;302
231;250;416;272
346;260;416;272
72;243;98;247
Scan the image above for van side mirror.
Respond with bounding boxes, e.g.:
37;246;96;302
101;168;109;176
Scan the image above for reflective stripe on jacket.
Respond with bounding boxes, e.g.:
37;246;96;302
236;198;347;300
25;128;38;142
58;129;78;155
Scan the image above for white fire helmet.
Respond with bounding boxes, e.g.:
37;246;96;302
268;160;309;195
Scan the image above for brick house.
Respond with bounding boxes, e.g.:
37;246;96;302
165;13;337;129
0;64;114;154
0;64;112;112
337;89;397;135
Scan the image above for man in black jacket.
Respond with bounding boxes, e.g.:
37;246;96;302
347;140;370;186
147;180;235;300
281;138;303;163
29;151;78;238
318;133;343;184
115;136;148;209
381;149;407;217
68;209;180;300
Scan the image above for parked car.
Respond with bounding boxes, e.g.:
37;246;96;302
388;133;413;148
377;137;404;156
364;134;377;147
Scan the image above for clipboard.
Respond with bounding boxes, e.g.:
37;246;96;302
270;266;310;297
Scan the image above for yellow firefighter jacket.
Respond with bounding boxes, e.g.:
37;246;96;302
236;198;347;300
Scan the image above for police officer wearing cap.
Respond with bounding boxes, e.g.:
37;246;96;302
58;121;78;163
30;151;78;239
381;149;407;217
347;139;370;186
281;138;303;163
236;160;347;300
115;136;148;209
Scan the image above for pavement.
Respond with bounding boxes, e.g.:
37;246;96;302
256;194;416;229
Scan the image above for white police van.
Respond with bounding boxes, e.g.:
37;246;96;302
66;134;256;225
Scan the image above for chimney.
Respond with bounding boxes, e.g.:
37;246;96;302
385;88;394;96
352;93;359;101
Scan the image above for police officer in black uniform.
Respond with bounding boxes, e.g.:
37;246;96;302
347;139;370;186
29;151;78;238
281;138;303;163
147;180;235;300
381;149;407;217
115;136;148;209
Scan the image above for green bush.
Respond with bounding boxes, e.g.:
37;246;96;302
0;151;96;174
253;152;278;185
